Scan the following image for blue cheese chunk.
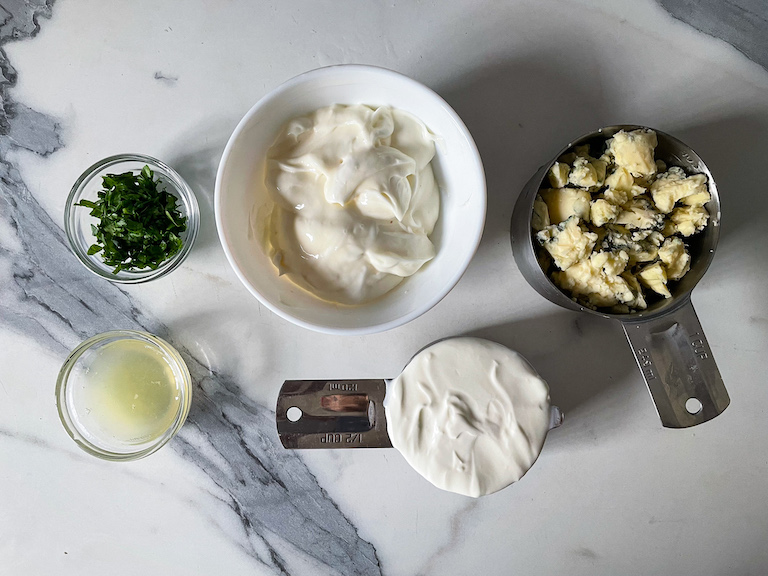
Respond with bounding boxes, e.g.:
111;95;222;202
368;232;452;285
650;166;709;213
568;157;598;188
568;156;607;189
658;237;691;281
606;129;658;177
590;199;620;227
630;229;665;245
603;186;645;207
604;166;635;192
590;250;629;276
663;205;709;237
680;189;711;207
552;250;641;309
638;262;672;298
548;162;570;188
620;273;647;311
603;166;646;206
536;216;597;271
615;196;664;230
601;227;663;265
539;188;591;224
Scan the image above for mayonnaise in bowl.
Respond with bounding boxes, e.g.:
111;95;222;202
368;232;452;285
263;104;440;305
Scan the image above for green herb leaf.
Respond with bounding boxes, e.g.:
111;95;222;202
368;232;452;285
75;165;187;273
76;199;99;209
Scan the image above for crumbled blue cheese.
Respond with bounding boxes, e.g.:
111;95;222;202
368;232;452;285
548;162;570;188
620;272;647;311
630;229;665;245
533;128;710;312
603;166;645;206
615;196;665;230
590;199;620;227
568;156;607;189
568;157;598;188
591;250;629;276
650;167;709;213
603;186;641;207
606;129;658;177
658;237;691;281
539;188;591;224
638;262;671;298
536;216;597;271
605;166;635;191
680;189;711;207
601;227;663;266
552;250;641;309
664;205;709;237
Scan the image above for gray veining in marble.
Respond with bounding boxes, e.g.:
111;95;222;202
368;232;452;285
0;1;381;574
657;0;768;72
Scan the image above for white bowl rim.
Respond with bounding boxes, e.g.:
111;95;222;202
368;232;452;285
214;64;486;335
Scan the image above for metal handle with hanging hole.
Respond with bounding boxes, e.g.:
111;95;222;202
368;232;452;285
276;379;392;449
622;297;730;428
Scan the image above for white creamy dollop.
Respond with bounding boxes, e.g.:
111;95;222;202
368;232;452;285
264;104;440;305
384;337;551;498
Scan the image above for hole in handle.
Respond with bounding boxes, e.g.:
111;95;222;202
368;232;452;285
286;406;303;422
685;398;703;415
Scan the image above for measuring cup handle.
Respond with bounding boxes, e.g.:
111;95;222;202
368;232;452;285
621;297;730;428
548;405;564;430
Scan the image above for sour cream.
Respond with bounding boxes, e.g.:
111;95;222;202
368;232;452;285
384;338;551;497
264;104;440;305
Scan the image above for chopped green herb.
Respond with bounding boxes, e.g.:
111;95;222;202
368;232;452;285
76;165;187;274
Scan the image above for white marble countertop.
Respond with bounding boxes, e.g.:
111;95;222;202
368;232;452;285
2;1;767;574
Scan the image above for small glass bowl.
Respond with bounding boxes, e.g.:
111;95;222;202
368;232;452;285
65;154;200;283
56;330;193;461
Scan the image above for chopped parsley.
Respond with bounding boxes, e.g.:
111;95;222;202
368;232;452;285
76;165;187;274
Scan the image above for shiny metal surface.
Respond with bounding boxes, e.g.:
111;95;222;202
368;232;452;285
549;405;565;430
276;379;392;449
622;297;729;427
511;125;730;428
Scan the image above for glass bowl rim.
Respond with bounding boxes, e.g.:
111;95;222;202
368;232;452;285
64;153;200;284
55;329;193;461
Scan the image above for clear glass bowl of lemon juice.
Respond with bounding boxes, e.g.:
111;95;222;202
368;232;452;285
56;330;192;461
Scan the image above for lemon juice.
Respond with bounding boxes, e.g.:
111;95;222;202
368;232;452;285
81;338;181;443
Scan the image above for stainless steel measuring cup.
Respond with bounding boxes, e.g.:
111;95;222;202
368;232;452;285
511;125;729;428
276;338;564;449
277;381;564;448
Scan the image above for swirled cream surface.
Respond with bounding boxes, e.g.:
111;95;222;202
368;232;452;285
264;104;440;305
384;338;551;498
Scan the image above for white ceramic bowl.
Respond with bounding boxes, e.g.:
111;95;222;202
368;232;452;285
215;65;486;334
